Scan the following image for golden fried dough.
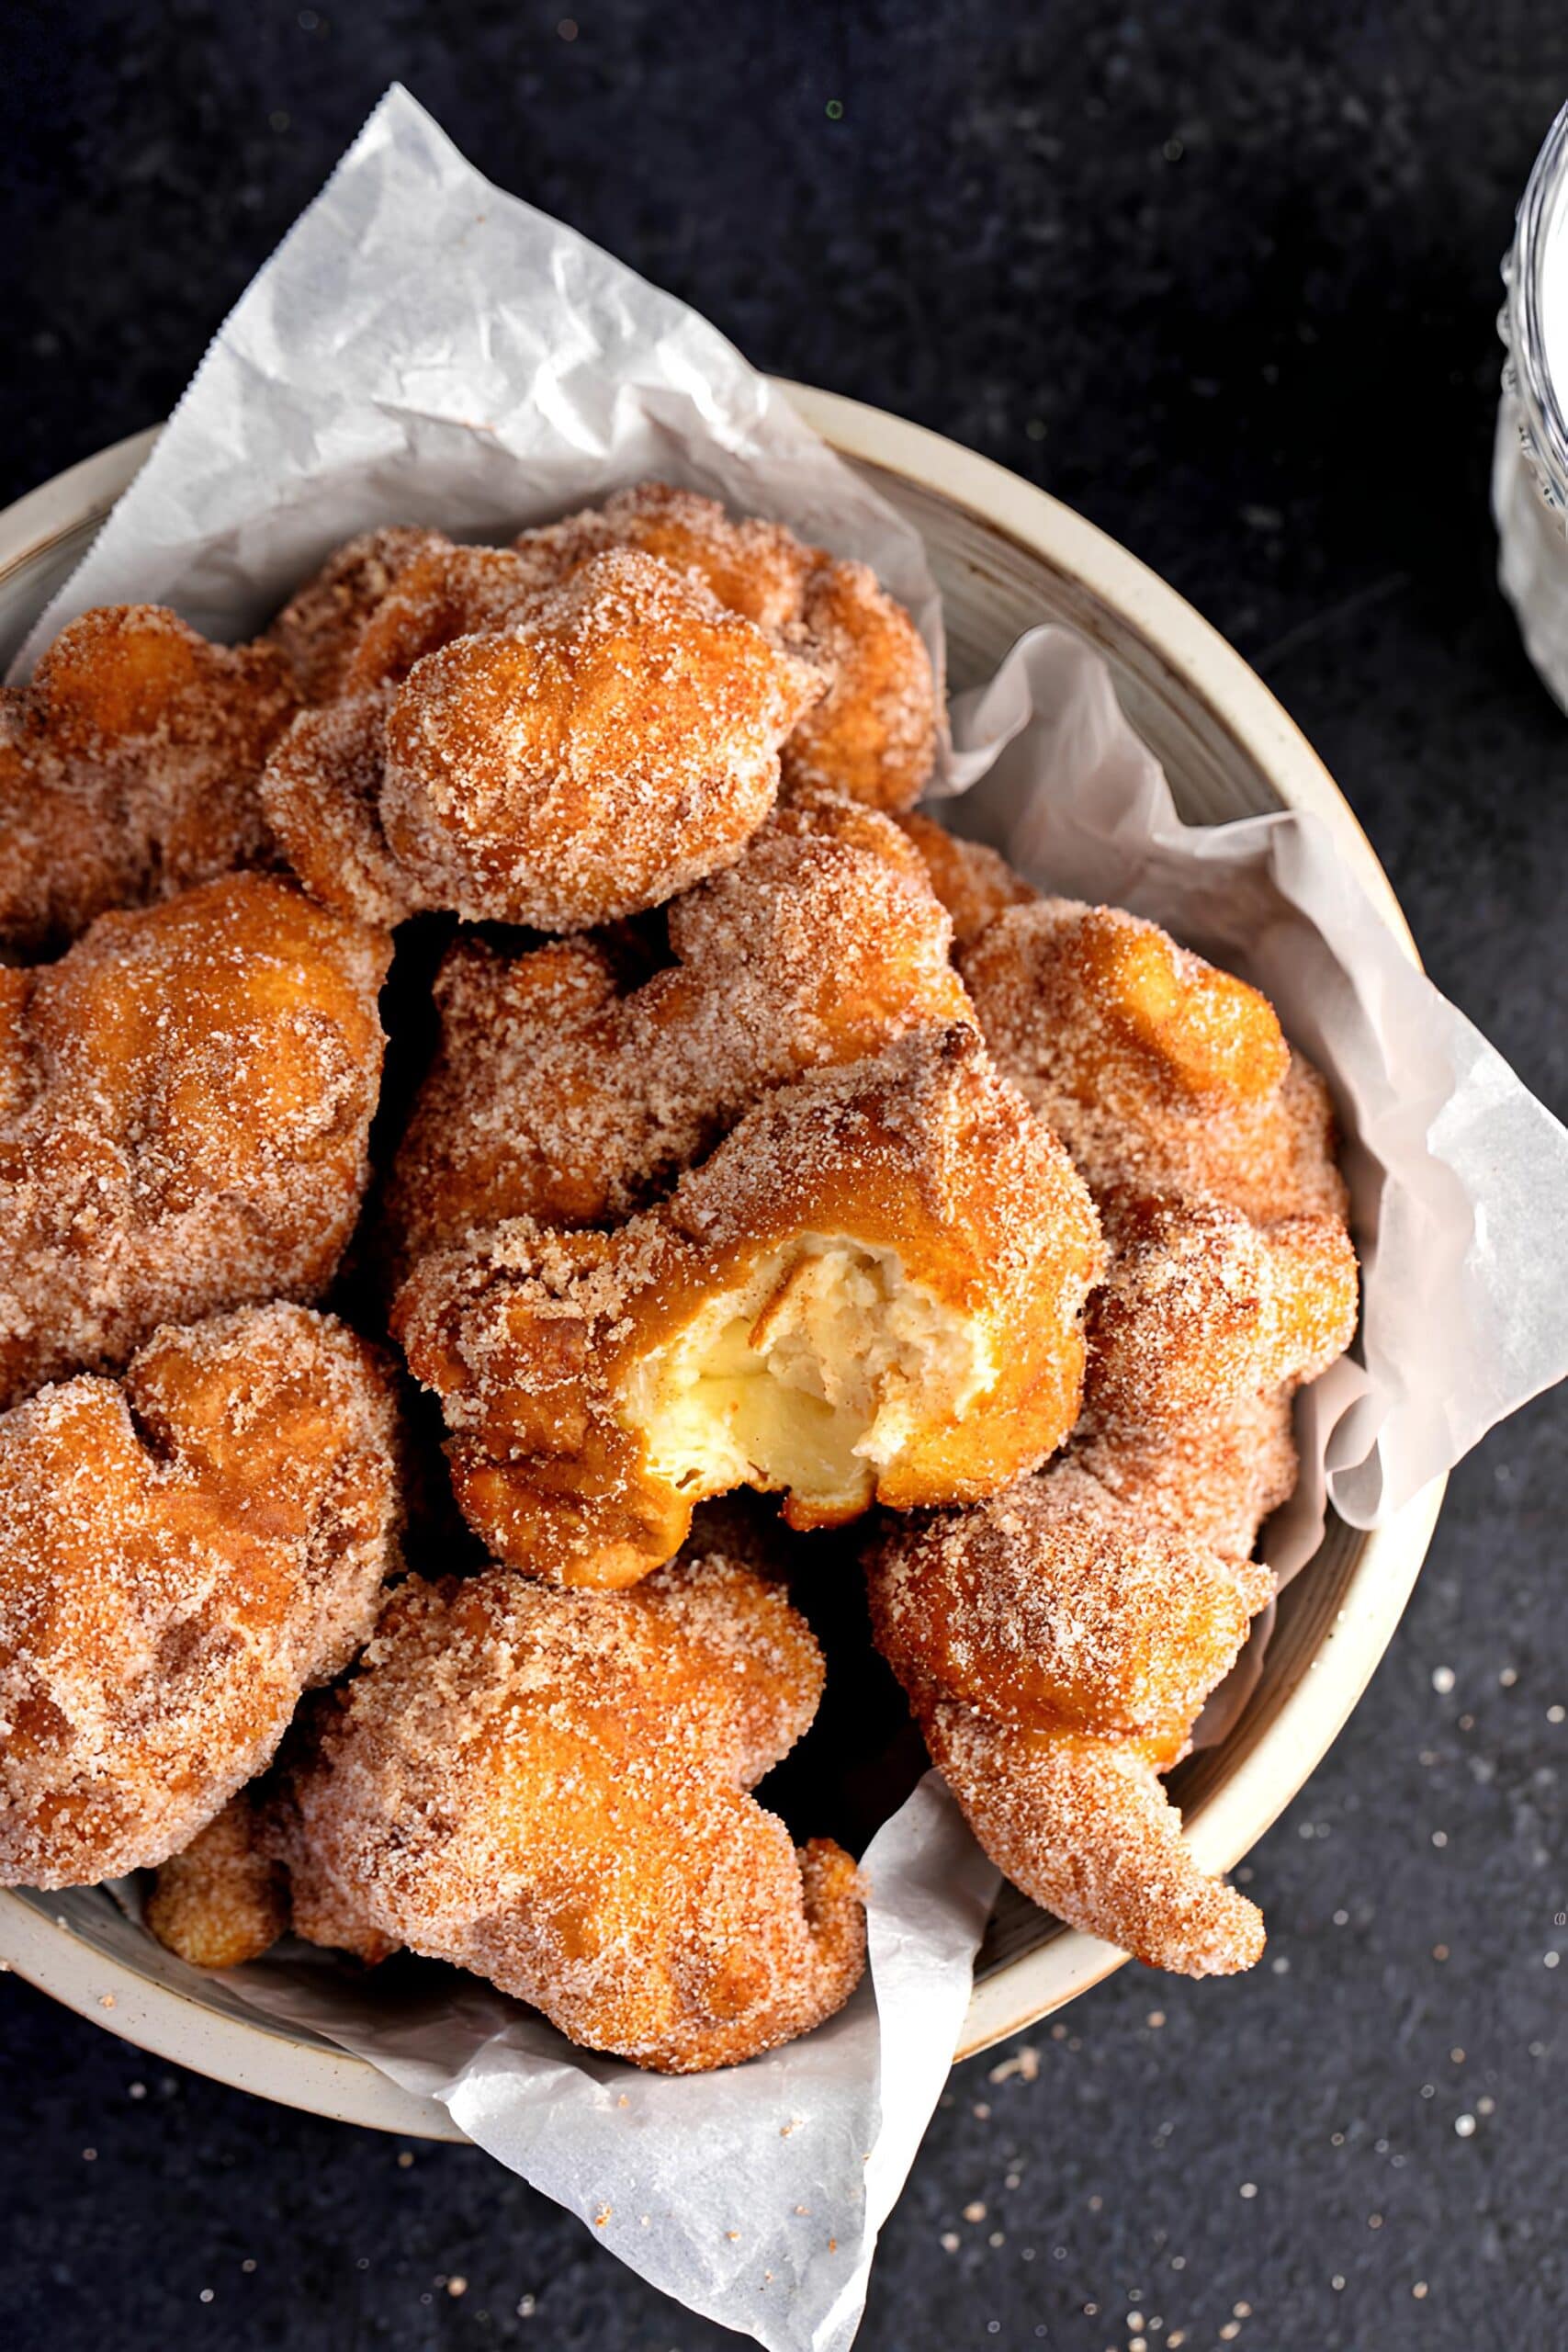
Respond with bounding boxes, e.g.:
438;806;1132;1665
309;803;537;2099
257;686;420;927
961;897;1347;1225
866;1402;1292;1976
276;529;586;700
868;1448;1280;1743
379;549;823;924
263;548;824;929
394;1025;1103;1589
872;895;1360;1972
378;795;973;1272
1071;1385;1303;1562
513;481;815;630
0;605;298;957
145;1792;289;1970
280;1553;866;2072
0;1304;401;1889
0;873;389;1406
514;484;940;809
924;1704;1267;1978
962;893;1357;1429
895;811;1038;946
267;526;451;703
780;553;938;813
1085;1193;1359;1435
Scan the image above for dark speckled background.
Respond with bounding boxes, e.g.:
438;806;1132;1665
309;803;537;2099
3;5;1567;2347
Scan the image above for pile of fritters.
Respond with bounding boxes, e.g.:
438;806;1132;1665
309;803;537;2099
0;482;1359;2073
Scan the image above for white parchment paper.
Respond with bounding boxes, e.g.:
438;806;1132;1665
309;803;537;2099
110;1775;996;2352
25;80;1568;2352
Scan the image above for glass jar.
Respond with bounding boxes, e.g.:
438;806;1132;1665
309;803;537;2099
1495;99;1568;711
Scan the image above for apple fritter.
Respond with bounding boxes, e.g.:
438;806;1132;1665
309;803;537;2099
394;1025;1102;1589
0;604;297;957
280;1552;865;2073
0;1303;401;1889
0;872;389;1406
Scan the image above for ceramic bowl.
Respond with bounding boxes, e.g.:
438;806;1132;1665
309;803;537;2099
0;390;1445;2134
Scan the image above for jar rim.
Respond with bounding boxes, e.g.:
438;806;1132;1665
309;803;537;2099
1513;98;1568;492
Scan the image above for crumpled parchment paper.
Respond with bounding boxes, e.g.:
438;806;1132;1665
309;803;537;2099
25;81;1568;2352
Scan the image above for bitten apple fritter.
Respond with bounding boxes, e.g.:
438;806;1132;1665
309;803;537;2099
394;1025;1103;1589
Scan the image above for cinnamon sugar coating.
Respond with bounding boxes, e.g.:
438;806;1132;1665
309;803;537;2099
0;605;298;957
263;536;565;924
267;526;452;703
145;1792;289;1970
379;549;823;925
513;482;815;631
1085;1193;1359;1434
513;483;940;811
869;891;1361;1976
394;1025;1103;1589
962;893;1357;1438
0;873;390;1407
868;1427;1286;1745
925;1704;1267;1978
866;1398;1294;1977
961;897;1348;1225
279;1552;866;2073
378;795;973;1273
779;553;938;813
0;1303;402;1890
1072;1385;1305;1562
258;686;421;927
895;811;1039;946
263;547;824;929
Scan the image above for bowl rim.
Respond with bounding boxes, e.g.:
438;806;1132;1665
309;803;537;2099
0;390;1444;2129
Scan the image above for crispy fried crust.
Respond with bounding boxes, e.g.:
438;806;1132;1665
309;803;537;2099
868;1442;1282;1747
378;795;974;1273
378;549;824;925
961;897;1347;1225
0;605;298;957
866;1406;1292;1976
279;1553;866;2072
394;1026;1103;1589
145;1792;289;1970
0;1304;402;1889
256;685;420;927
513;482;815;631
779;554;938;813
961;893;1357;1440
895;811;1039;946
262;548;824;929
1085;1193;1359;1434
0;874;390;1407
266;526;453;703
869;898;1360;1976
925;1706;1268;1977
513;483;940;810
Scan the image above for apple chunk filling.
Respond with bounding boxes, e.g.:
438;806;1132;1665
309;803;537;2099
619;1235;992;1520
